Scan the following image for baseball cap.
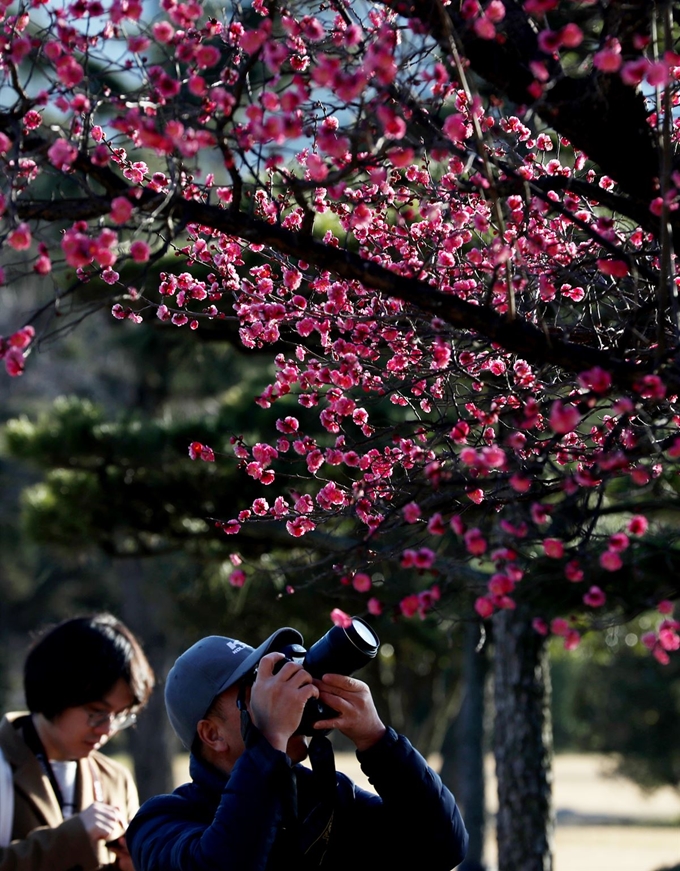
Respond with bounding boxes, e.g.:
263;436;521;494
165;627;304;748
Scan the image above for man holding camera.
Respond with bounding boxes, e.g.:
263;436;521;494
126;623;469;871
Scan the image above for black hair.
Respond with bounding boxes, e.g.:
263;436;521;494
24;613;155;720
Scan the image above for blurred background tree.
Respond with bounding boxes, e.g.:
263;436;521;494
552;618;680;794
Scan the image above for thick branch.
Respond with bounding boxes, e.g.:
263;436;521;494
16;182;653;388
173;200;652;389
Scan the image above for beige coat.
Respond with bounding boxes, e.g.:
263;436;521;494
0;713;139;871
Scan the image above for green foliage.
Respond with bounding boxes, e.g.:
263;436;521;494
1;388;468;749
551;617;680;792
3;389;286;554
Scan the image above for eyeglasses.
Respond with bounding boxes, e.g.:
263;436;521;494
84;708;137;732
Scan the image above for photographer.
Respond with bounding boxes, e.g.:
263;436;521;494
126;623;468;871
0;614;155;871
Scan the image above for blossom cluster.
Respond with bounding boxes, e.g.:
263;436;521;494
0;326;34;376
1;0;679;649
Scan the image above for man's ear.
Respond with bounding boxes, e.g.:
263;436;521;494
196;717;229;752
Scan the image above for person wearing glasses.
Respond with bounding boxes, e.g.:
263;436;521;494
0;613;154;871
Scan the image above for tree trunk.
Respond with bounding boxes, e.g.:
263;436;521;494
440;620;490;871
127;661;176;801
118;560;176;801
492;606;554;871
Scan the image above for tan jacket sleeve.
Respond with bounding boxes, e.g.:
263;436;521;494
0;816;99;871
122;765;139;823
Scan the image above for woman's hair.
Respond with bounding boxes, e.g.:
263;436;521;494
24;613;155;719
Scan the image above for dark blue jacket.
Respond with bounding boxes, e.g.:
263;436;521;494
127;726;468;871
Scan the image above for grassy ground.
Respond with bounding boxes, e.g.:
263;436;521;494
482;753;680;871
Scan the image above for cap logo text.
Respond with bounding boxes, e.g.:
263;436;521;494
226;640;247;654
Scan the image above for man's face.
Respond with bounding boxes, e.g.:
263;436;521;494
211;684;310;768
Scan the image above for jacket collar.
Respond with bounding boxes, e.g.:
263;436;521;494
0;712;94;826
1;713;63;825
188;751;228;799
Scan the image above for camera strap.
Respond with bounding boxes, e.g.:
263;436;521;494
298;733;336;867
18;716;68;815
307;734;336;801
236;683;256;746
236;681;336;868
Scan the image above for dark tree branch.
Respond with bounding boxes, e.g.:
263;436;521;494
15;168;660;391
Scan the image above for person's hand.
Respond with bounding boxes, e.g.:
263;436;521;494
107;835;134;871
313;674;386;751
249;653;319;753
78;802;126;845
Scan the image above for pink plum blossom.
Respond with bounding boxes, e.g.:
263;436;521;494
549;400;581;434
330;608;352;628
659;621;680;651
229;570;246;587
400;595;420;618
222;520;241;535
8;223;32;250
564;560;584;582
550;618;570;636
543;538;564;558
188;442;215;462
286;517;315;537
130;241;151;262
597;259;628;277
578;367;612;394
403;501;421;523
532;618;549;636
450;515;466;535
563;630;581;651
352;573;372;592
427;513;447;535
4;348;26;376
55;56;84;87
368;597;383;616
276;416;299;433
583;585;606;607
467;489;485;504
464;528;487;555
608;532;629;552
8;326;35;349
442;113;469;142
474;597;495;618
110;197;133;224
593;38;622;72
48;139;77;170
627;515;649;536
635;374;666;400
599;550;622;571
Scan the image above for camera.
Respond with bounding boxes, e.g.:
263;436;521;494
272;616;380;735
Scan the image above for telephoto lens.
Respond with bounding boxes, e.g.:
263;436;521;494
302;617;380;678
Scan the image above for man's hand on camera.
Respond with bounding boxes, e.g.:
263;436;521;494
249;653;319;753
313;674;387;751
